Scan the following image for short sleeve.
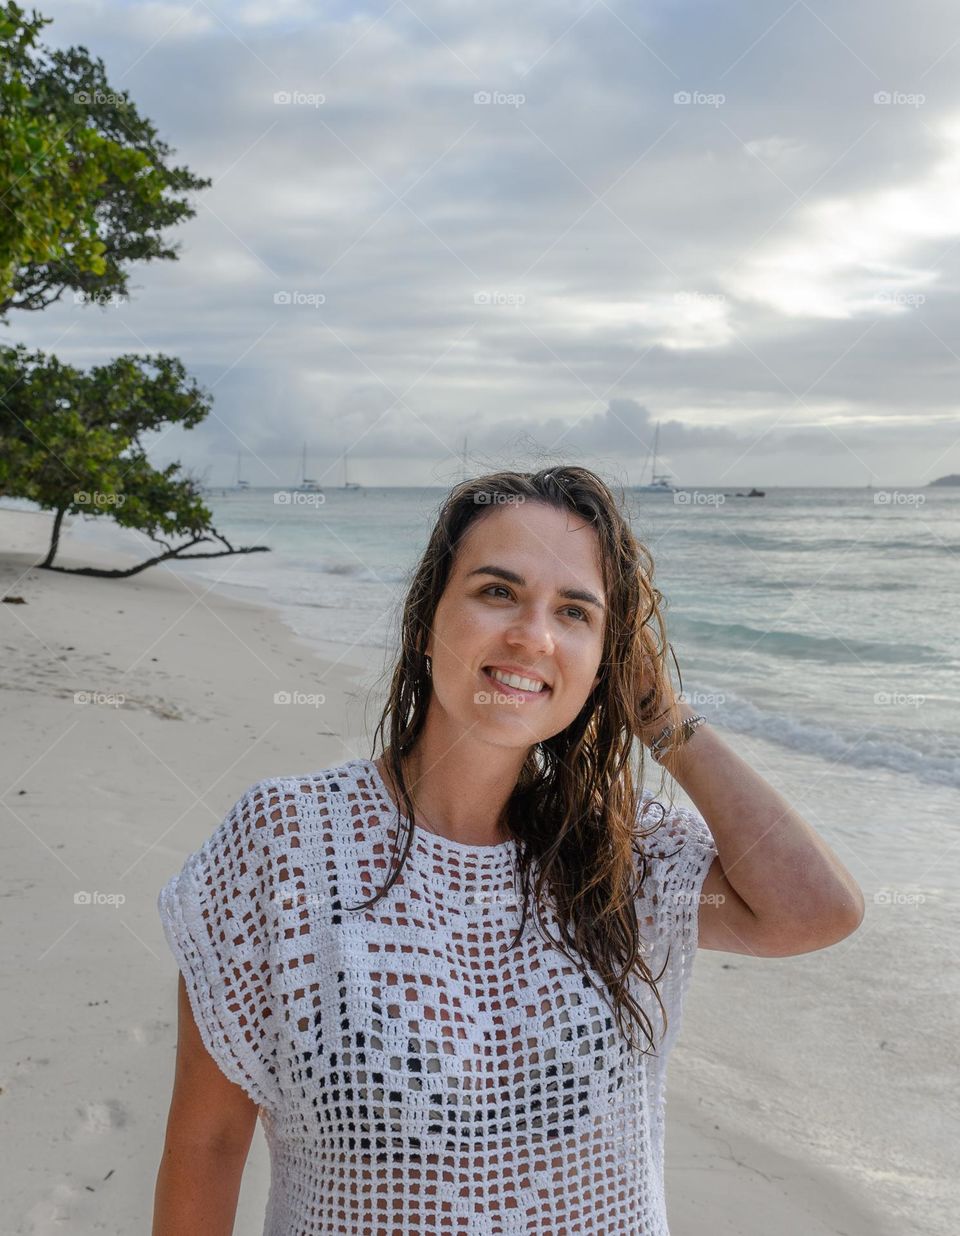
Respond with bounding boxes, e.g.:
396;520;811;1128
635;789;719;1055
157;781;281;1111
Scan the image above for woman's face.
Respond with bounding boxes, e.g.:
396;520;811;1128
424;500;607;754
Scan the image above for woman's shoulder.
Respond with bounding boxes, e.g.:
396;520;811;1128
178;759;378;906
227;757;380;843
238;757;373;807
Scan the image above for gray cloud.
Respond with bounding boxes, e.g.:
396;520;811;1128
11;0;960;486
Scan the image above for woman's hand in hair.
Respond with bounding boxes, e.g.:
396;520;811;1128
634;629;684;748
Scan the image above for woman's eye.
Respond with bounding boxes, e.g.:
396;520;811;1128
481;585;588;622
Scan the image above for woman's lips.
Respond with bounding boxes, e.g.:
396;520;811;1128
481;667;552;700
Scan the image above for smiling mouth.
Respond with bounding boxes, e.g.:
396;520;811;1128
481;667;552;699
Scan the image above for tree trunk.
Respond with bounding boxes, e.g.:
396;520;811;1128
40;506;67;568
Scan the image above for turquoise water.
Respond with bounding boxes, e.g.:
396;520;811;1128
86;483;958;793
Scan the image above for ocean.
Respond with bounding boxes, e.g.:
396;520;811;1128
63;482;960;792
24;482;960;1234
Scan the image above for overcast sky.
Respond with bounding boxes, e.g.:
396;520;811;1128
8;0;960;487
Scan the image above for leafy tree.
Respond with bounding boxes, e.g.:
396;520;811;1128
0;1;211;319
0;6;106;302
0;9;263;578
0;343;269;576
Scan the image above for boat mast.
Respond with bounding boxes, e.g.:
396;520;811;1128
652;422;673;486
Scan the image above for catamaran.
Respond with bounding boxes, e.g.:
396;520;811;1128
636;421;676;493
296;443;323;493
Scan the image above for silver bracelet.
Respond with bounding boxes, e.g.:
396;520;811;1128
648;713;707;764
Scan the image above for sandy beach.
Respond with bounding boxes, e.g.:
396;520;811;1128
1;505;898;1235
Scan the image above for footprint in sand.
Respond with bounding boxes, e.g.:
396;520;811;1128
126;1020;171;1046
22;1181;87;1234
73;1098;129;1137
20;1103;130;1231
3;1054;51;1088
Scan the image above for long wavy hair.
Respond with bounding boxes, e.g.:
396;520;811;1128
351;465;691;1056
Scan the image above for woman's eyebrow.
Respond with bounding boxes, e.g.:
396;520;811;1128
465;564;605;612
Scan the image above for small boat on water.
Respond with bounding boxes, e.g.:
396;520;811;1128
636;422;676;493
295;443;323;493
342;448;361;490
734;487;765;497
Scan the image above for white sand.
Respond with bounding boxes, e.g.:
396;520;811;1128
0;506;891;1235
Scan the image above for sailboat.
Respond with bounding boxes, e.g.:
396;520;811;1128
636;422;676;493
235;450;251;490
296;443;323;493
342;448;361;490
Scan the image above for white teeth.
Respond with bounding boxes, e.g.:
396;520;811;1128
488;668;547;693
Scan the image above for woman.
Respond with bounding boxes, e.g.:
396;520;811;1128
153;466;864;1235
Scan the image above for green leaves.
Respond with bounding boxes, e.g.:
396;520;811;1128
0;7;261;577
0;1;211;317
0;343;216;551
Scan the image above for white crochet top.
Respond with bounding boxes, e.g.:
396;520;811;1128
157;757;717;1236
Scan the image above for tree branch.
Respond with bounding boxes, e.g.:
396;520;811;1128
38;538;269;578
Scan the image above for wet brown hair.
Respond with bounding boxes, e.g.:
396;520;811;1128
353;465;691;1056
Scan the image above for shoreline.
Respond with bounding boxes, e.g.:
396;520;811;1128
0;506;894;1234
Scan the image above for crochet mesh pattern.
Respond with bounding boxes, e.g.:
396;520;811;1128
158;757;717;1235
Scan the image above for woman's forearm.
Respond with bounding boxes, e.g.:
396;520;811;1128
153;1141;248;1236
654;699;865;934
